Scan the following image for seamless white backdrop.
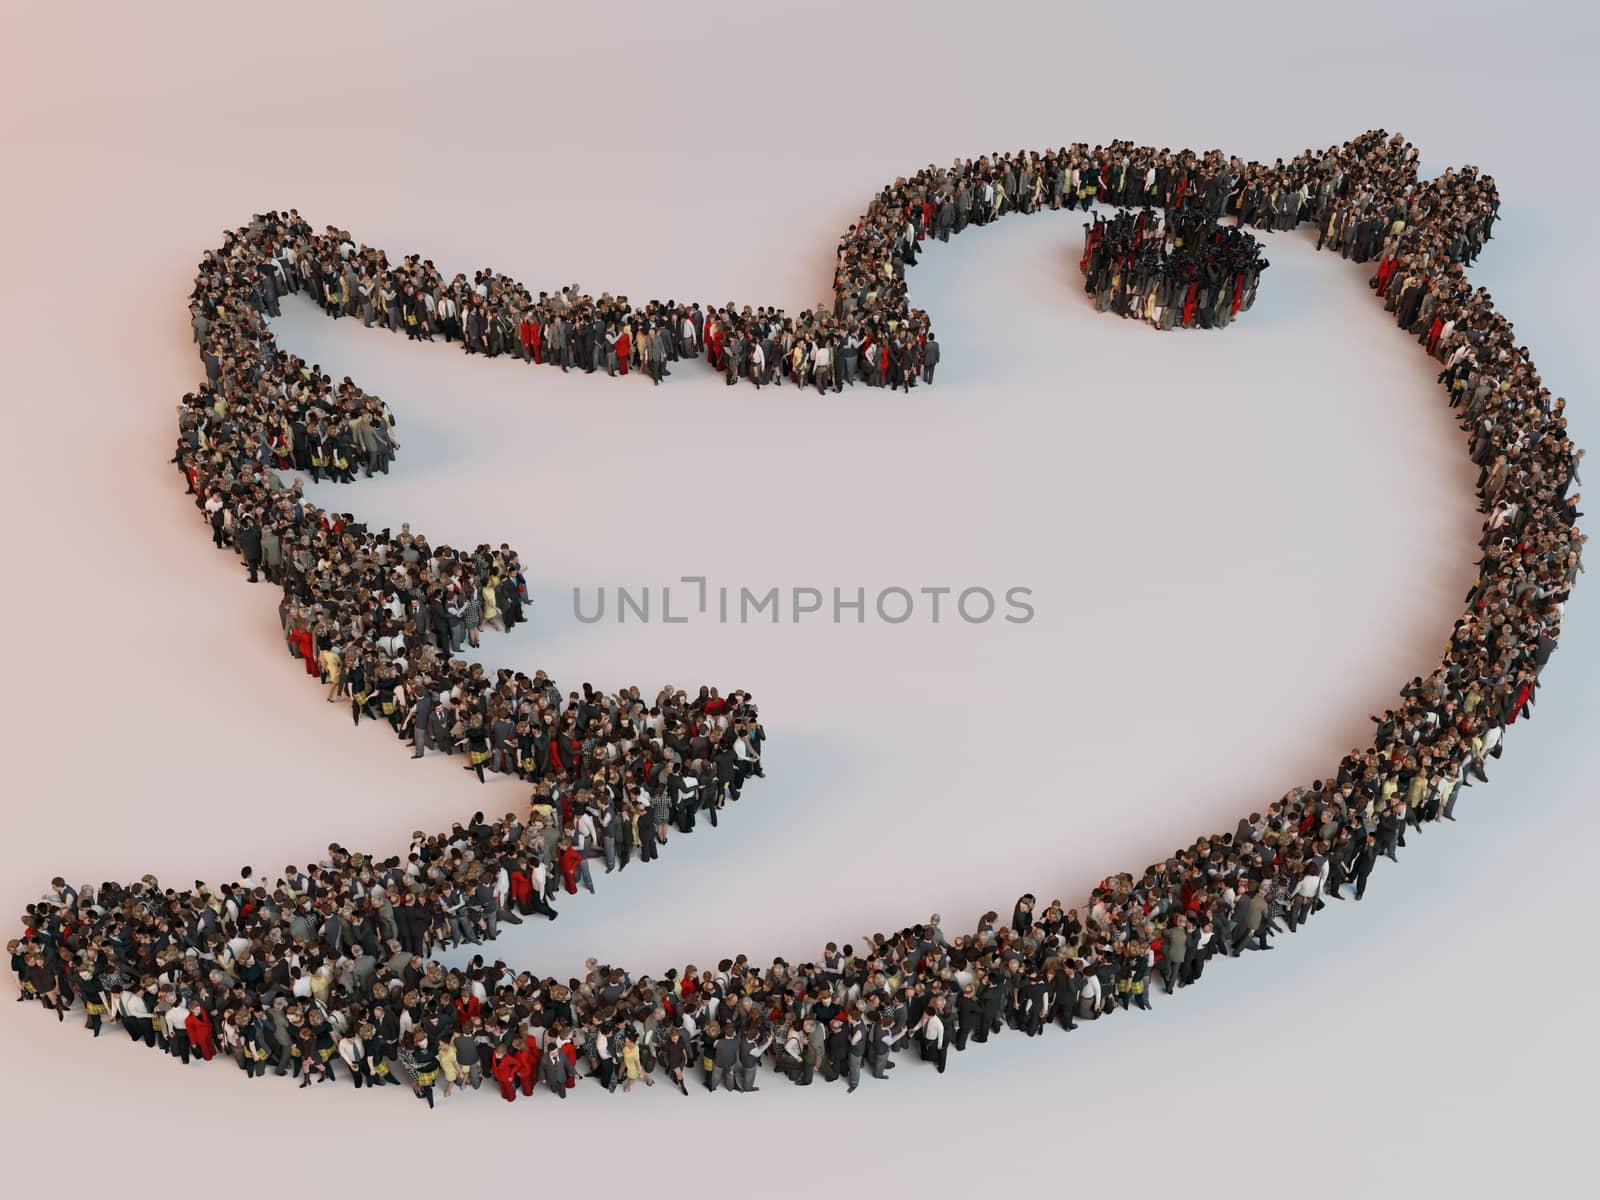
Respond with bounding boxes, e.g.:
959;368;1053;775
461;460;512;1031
2;2;1597;1195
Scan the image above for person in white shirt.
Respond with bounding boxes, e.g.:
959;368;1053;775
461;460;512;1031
160;994;195;1061
1077;969;1103;1019
1288;866;1322;930
338;1030;367;1088
915;999;949;1078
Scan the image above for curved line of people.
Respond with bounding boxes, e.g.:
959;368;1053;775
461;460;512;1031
11;129;1584;1105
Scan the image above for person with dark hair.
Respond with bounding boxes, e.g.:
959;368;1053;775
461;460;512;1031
409;1032;439;1109
539;1041;575;1098
1352;832;1379;901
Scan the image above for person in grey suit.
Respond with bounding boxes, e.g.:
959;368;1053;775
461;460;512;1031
539;1044;575;1098
737;1031;768;1092
921;334;940;385
1230;882;1273;954
259;520;282;583
409;689;432;758
1160;915;1188;992
264;997;294;1076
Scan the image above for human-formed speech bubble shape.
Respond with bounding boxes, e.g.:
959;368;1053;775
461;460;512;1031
17;130;1580;1100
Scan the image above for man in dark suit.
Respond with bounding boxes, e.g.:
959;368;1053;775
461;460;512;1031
713;1028;742;1092
574;312;593;373
1047;962;1082;1030
973;968;1006;1042
1352;832;1379;901
1377;801;1403;861
235;515;263;582
495;575;521;628
954;982;983;1048
1019;967;1049;1036
539;1044;575;1098
634;800;657;864
1235;812;1262;846
823;1018;850;1083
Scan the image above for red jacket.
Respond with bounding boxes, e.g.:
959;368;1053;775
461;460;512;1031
516;1043;540;1078
185;1009;216;1057
509;870;533;908
491;1048;524;1083
558;846;584;894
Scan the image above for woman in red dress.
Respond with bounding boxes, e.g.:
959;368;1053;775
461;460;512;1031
1375;256;1398;297
491;1042;524;1102
184;1003;217;1061
519;313;541;364
514;1035;540;1096
614;325;630;375
559;842;583;895
708;319;724;371
290;627;318;677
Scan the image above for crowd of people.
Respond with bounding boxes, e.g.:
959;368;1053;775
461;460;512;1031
1080;209;1269;329
12;130;1583;1104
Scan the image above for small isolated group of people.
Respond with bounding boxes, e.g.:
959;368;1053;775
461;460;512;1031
1080;209;1268;329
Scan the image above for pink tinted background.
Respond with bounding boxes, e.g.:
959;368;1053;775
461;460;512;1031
2;1;1597;1194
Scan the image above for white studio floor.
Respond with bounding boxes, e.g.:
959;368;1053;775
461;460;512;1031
4;3;1598;1196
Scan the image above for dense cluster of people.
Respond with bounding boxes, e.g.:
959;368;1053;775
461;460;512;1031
13;131;1582;1104
212;210;944;395
1080;209;1268;329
